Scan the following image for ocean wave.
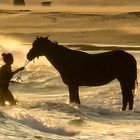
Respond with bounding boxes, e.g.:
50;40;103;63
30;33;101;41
1;102;79;137
17;117;78;136
0;111;6;119
31;10;140;21
65;43;140;51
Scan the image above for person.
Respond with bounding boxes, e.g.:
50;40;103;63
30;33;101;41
0;53;24;106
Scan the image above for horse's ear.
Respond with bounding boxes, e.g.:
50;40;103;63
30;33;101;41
36;36;39;39
54;40;58;44
46;35;50;39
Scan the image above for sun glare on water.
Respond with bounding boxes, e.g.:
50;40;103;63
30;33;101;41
0;36;29;67
0;36;24;52
0;35;52;69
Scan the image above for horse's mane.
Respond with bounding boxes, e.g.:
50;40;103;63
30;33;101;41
39;37;88;57
48;38;75;53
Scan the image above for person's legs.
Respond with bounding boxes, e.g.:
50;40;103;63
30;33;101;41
5;90;16;105
0;89;5;106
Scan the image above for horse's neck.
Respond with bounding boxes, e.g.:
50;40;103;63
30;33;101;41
43;43;65;68
43;43;62;57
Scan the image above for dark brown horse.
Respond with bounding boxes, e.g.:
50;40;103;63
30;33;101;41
27;37;137;111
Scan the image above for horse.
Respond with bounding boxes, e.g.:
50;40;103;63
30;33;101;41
27;36;137;111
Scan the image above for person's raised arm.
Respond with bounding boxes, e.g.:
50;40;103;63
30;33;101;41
12;67;24;75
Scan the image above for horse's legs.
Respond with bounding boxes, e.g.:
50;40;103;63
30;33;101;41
128;92;134;110
122;93;128;111
122;90;133;111
68;85;80;104
120;82;134;111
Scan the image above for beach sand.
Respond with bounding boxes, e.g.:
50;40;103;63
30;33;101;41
0;3;140;46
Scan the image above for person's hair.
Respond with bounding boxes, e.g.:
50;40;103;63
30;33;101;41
2;53;13;63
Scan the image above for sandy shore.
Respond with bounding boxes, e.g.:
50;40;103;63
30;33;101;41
1;7;140;47
1;30;140;46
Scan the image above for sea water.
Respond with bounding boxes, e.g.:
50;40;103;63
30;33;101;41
0;40;140;140
0;1;140;140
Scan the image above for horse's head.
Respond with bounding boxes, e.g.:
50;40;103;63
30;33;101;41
27;36;50;61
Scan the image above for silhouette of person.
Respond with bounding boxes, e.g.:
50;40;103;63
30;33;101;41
0;53;24;106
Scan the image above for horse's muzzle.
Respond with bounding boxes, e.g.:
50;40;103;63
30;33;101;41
26;52;33;61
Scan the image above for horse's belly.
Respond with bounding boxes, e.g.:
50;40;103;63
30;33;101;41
78;76;115;86
77;73;116;86
61;66;117;86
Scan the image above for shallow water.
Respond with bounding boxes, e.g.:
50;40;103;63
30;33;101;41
0;42;140;140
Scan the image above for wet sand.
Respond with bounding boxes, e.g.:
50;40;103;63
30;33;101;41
0;7;140;47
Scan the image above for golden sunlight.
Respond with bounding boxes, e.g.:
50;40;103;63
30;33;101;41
5;101;11;106
0;36;29;67
0;36;23;52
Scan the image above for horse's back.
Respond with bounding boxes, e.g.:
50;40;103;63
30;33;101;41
62;49;137;86
70;50;133;69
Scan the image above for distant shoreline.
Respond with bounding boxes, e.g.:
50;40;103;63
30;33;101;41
1;6;140;50
65;44;140;51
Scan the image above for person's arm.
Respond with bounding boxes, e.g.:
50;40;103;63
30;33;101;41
12;67;24;75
